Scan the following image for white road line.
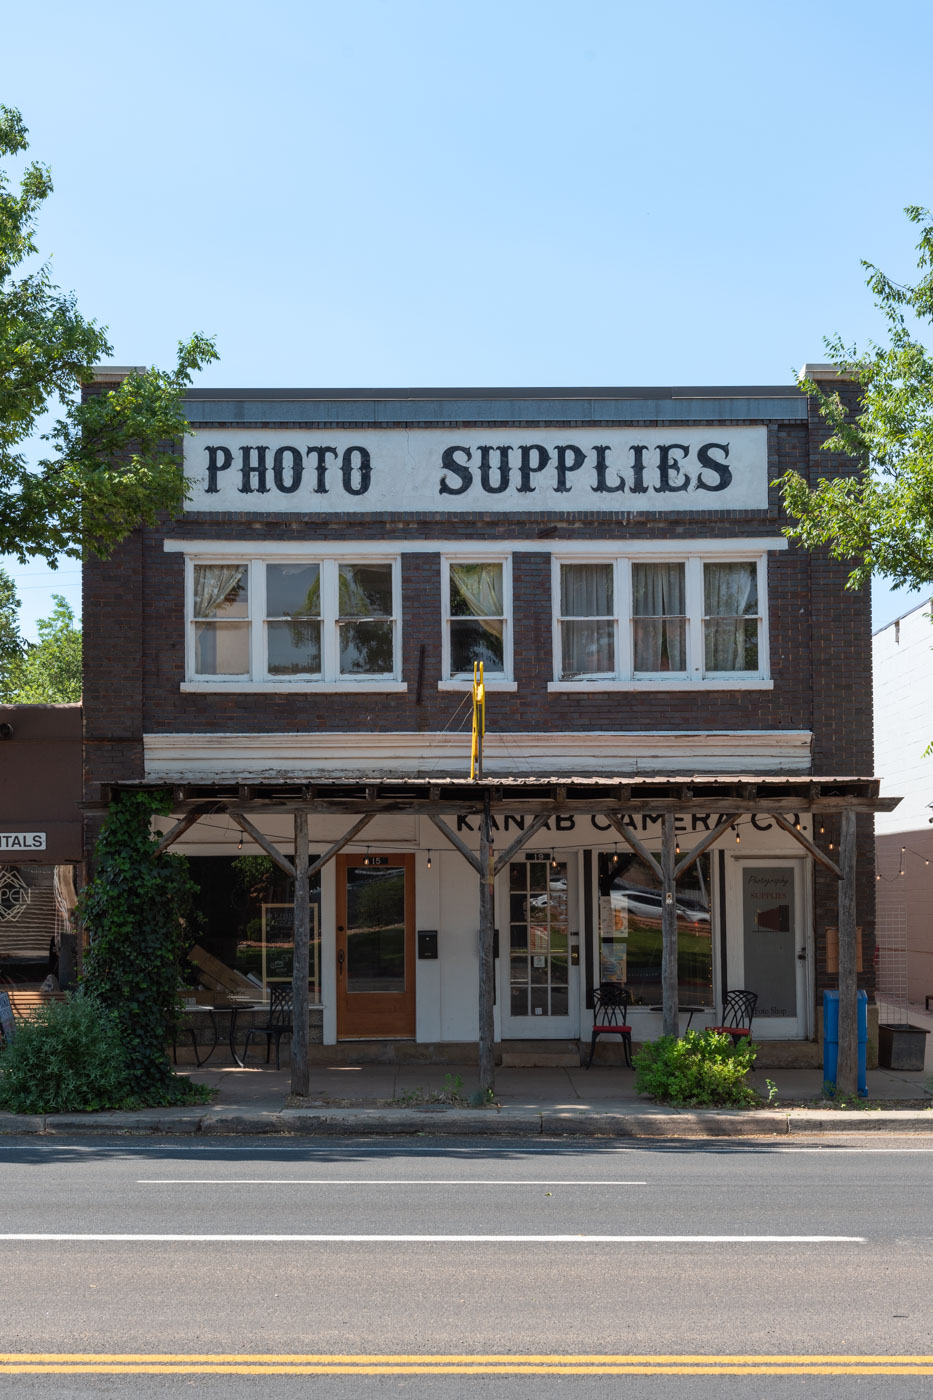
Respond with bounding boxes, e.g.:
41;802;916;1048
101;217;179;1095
0;1233;864;1243
136;1179;648;1186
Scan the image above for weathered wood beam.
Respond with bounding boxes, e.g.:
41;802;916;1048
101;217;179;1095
478;794;496;1097
216;795;900;817
605;814;663;882
661;814;679;1039
307;815;376;880
291;811;310;1098
673;816;737;879
228;813;297;881
428;814;482;874
152;808;207;858
769;813;842;880
492;812;554;876
836;809;859;1098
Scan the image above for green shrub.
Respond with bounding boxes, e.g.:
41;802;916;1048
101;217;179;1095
0;996;133;1114
633;1028;759;1108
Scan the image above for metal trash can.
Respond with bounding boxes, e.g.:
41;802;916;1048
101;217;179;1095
822;989;867;1097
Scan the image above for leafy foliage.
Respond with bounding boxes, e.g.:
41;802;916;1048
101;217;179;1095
633;1029;759;1108
0;104;218;565
0;566;22;699
2;593;80;701
776;206;933;591
79;791;209;1105
0;995;131;1114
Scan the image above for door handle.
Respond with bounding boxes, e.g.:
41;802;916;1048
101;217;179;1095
797;947;807;961
337;948;345;977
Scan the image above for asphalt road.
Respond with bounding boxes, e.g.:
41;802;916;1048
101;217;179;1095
0;1133;931;1398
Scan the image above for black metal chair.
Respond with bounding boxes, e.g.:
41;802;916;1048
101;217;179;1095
240;985;294;1069
586;982;633;1067
711;989;757;1046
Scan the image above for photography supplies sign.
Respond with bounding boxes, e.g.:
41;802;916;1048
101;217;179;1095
184;427;768;514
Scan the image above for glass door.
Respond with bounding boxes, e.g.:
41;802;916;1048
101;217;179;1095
725;858;810;1038
500;858;579;1039
336;854;415;1039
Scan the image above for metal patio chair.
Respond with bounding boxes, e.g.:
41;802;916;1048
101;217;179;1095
711;989;757;1046
586;982;633;1068
240;984;294;1069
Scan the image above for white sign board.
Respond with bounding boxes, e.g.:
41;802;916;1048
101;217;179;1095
0;832;46;852
184;426;768;514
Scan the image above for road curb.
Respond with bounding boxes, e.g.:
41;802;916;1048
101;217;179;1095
0;1105;931;1137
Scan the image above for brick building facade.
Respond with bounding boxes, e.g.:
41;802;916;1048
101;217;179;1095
82;374;879;1061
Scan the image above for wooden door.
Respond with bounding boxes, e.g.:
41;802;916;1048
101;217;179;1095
336;854;415;1039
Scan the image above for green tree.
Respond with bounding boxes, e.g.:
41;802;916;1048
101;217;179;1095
0;105;218;565
0;565;22;698
777;206;933;590
4;593;81;701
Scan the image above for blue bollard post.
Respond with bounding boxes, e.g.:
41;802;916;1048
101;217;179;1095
823;989;868;1097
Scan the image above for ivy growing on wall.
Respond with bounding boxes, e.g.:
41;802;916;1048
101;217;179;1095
78;791;209;1105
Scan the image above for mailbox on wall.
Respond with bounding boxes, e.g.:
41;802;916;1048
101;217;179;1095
418;930;438;959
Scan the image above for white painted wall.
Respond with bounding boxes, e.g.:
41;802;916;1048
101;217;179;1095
873;599;933;834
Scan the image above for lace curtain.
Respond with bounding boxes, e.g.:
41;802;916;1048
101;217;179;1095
633;564;685;672
704;563;758;671
193;565;247;618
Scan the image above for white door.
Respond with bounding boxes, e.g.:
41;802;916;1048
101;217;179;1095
499;855;580;1039
725;857;811;1039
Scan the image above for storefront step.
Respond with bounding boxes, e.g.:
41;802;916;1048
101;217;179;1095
500;1041;581;1068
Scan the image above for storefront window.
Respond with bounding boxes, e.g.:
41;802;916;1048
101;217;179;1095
0;865;76;987
597;850;713;1007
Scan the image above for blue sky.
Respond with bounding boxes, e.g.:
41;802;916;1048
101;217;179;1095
3;0;932;636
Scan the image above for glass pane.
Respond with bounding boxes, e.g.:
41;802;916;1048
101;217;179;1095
530;958;548;985
632;563;685;617
511;985;529;1016
561;620;614;678
528;862;547;892
339;563;393;617
267;620;321;675
510;924;527;951
551;956;569;985
450;562;503;618
530;987;549;1016
704;562;758;616
450;619;504;673
346;866;406;993
742;867;796;1018
560;563;612;617
510;954;528;983
705;618;759;672
596;851;713;1007
509;865;526;892
551;986;569;1016
339;621;394;674
510;893;528;922
266;563;320;618
193;564;248;619
194;622;249;675
633;619;686;672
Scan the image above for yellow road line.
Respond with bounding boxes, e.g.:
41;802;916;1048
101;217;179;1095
2;1355;933;1376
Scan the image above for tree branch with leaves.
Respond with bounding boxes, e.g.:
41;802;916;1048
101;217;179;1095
0;104;218;565
777;205;933;591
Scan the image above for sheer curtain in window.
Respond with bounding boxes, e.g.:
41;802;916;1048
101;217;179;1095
559;564;614;678
704;563;758;671
632;564;685;671
449;563;505;673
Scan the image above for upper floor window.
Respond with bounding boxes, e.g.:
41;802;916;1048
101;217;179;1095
552;553;769;688
187;557;401;689
441;555;513;686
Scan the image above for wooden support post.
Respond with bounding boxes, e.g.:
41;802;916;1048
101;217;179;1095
478;792;496;1097
291;810;310;1099
661;814;679;1039
837;808;858;1098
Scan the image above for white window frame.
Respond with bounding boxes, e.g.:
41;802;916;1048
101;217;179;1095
549;544;772;691
183;553;405;693
439;551;516;692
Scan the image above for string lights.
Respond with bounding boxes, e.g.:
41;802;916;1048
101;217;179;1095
876;844;933;882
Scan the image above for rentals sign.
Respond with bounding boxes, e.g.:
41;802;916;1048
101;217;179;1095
184;426;768;514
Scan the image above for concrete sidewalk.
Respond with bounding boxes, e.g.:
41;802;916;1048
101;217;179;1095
1;1057;932;1138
